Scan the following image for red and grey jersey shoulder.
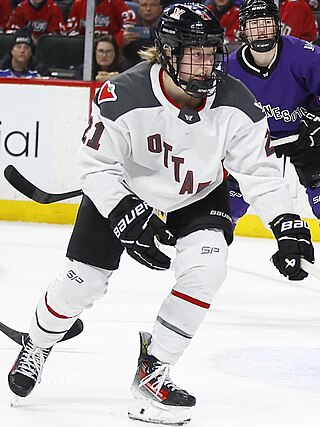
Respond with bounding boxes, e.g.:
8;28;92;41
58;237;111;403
94;62;161;121
211;71;266;124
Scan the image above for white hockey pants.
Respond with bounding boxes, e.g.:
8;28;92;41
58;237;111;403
30;229;228;363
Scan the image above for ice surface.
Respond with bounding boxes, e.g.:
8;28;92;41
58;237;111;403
1;221;320;427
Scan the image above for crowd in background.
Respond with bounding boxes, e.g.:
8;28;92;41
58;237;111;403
0;0;319;80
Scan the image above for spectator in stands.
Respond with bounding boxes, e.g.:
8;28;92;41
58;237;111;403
0;28;48;77
0;0;12;32
137;0;162;26
66;0;137;48
6;0;66;43
280;0;318;42
122;0;162;67
206;0;240;42
73;34;126;81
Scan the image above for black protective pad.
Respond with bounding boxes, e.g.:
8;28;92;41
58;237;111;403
67;183;233;270
166;181;233;245
67;196;124;270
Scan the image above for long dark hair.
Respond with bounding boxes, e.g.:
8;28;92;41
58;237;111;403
92;35;126;77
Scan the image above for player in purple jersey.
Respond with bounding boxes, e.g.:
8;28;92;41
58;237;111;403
6;3;314;425
224;0;320;224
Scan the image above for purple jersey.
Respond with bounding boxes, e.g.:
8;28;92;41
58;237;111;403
225;36;320;139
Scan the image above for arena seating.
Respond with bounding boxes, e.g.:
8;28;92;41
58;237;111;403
0;34;15;61
35;34;84;79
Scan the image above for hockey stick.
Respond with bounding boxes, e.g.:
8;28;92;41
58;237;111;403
270;134;298;147
301;259;320;280
0;318;83;346
2;135;299;204
4;165;83;204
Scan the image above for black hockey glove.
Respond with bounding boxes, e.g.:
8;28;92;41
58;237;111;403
296;106;320;149
109;195;176;270
270;214;314;281
274;106;320;158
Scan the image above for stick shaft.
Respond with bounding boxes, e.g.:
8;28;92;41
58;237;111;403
301;259;320;280
271;134;299;147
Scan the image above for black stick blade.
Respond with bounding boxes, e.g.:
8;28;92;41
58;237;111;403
0;321;27;345
4;165;83;204
0;319;84;345
4;165;39;201
60;319;84;342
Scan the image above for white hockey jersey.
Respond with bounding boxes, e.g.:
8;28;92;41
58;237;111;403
78;61;293;227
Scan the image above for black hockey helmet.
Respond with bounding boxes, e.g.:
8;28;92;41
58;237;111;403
239;0;281;52
154;2;226;98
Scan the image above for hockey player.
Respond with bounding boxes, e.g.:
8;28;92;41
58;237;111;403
224;0;320;225
7;2;315;425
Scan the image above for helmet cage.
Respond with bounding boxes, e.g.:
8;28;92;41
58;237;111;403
155;37;226;98
154;3;226;98
239;0;281;52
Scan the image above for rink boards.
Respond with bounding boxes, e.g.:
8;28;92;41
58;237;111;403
0;78;318;241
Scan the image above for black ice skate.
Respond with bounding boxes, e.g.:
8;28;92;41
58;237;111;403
8;335;52;399
128;331;196;425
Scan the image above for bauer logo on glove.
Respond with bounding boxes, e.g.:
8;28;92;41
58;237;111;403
112;200;150;238
109;195;176;270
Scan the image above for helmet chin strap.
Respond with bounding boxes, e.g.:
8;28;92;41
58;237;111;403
250;38;277;52
182;77;215;98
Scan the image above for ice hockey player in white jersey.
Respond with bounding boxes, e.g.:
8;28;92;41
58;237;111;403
8;2;315;425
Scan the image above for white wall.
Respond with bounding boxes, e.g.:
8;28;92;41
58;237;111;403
0;81;91;203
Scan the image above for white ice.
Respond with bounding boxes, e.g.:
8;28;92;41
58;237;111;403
1;220;320;427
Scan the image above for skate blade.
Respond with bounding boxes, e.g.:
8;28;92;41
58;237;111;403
128;397;191;426
10;393;20;407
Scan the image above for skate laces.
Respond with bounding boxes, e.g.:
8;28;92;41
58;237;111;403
16;337;50;383
140;360;178;395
